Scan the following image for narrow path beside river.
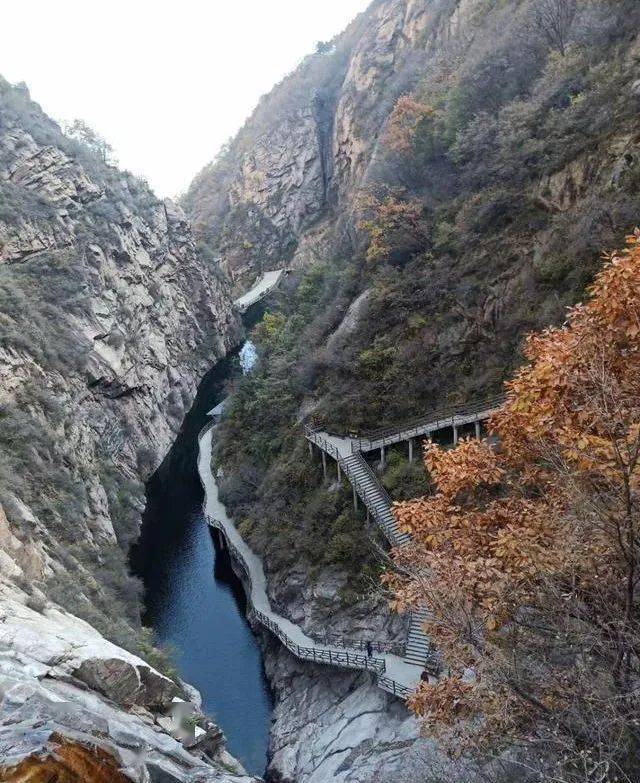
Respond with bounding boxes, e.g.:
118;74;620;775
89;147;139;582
131;342;272;777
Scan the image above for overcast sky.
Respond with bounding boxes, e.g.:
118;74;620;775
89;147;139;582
1;0;370;198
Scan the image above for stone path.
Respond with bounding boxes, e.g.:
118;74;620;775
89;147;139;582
234;269;286;313
197;425;422;699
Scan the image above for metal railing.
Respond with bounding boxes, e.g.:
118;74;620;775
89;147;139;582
339;454;408;547
377;674;412;699
304;427;404;542
351;395;505;451
207;516;387;676
303;426;342;461
256;609;386;673
318;632;405;656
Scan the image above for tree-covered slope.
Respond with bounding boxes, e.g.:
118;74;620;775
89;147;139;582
187;0;640;431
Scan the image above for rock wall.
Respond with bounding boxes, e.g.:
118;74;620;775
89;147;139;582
182;0;483;287
0;79;247;780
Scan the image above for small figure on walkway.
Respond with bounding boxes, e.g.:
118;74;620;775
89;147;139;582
420;669;430;684
366;641;373;658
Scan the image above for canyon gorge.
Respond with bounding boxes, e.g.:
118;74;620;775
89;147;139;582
2;0;640;781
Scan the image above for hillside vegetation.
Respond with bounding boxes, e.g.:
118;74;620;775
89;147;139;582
209;0;640;600
389;235;640;782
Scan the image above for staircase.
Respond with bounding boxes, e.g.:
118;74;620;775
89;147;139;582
304;402;505;683
404;607;432;668
340;453;410;547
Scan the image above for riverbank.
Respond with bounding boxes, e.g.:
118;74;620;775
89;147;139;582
132;341;273;777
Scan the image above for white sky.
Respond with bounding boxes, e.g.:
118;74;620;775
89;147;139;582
1;0;370;198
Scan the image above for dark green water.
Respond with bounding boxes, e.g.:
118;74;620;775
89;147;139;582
132;340;273;776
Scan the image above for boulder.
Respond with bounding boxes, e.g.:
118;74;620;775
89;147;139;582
74;657;177;710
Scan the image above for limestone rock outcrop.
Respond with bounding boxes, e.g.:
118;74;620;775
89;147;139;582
0;601;255;783
0;78;244;780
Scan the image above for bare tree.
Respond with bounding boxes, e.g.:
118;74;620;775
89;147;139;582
64;119;116;165
531;0;578;56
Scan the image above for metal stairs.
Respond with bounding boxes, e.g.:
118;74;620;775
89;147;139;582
340;453;411;547
404;606;432;668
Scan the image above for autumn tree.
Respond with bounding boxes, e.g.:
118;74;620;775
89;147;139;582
357;190;429;264
384;95;436;157
386;233;640;782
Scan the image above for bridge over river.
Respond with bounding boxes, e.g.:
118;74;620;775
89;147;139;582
233;269;287;313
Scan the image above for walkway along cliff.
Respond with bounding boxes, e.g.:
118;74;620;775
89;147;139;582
305;396;504;672
198;395;504;699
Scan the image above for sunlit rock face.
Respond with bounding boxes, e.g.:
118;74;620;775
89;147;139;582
0;76;240;594
181;0;480;286
0;78;246;780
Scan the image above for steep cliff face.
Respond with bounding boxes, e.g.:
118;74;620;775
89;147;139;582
189;0;640;780
182;0;483;287
189;0;640;427
0;79;247;781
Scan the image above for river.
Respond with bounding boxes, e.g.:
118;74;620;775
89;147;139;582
131;336;272;777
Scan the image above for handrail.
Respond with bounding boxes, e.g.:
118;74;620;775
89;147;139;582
343;454;393;507
352;394;505;448
207;516;387;675
318;632;405;656
304;428;406;542
377;674;412;699
338;454;408;547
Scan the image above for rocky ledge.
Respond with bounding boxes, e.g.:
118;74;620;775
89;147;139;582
0;587;256;782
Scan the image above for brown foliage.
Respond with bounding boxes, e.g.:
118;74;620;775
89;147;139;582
0;737;130;783
357;192;428;264
386;233;640;780
384;95;435;156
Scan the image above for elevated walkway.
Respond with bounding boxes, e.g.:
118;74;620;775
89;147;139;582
198;424;421;699
341;453;410;547
234;269;286;313
304;395;505;671
352;395;504;455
